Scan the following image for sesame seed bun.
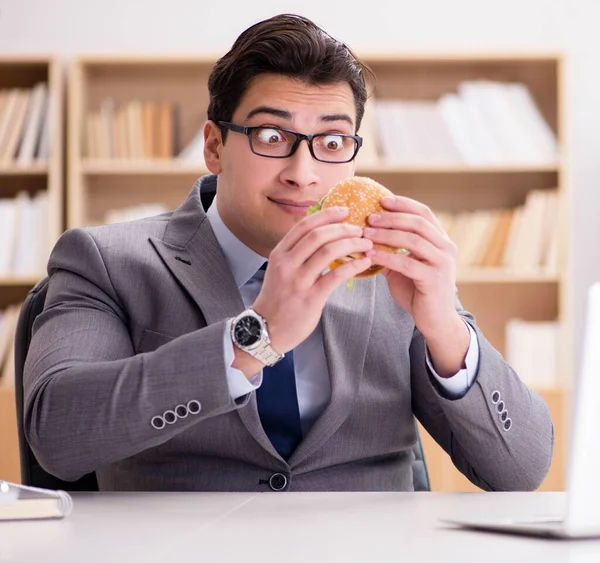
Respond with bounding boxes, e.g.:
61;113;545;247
320;176;396;279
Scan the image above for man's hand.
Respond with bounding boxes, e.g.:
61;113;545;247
363;195;469;376
251;206;374;355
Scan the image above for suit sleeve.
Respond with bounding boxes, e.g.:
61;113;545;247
23;228;250;482
410;305;554;492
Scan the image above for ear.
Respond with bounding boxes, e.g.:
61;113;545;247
203;120;223;175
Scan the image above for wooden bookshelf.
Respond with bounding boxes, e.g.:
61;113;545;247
0;56;64;483
68;53;570;492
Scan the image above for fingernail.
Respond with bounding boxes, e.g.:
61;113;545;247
333;206;348;214
365;249;377;257
364;227;376;237
369;214;381;224
382;197;395;206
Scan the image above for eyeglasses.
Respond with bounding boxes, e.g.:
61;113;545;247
218;121;362;164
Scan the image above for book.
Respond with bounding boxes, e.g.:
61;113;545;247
0;481;73;521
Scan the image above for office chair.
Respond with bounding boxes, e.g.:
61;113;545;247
13;180;430;492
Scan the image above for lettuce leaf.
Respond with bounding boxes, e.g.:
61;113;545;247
306;201;323;215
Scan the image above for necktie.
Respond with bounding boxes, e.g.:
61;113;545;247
255;261;303;459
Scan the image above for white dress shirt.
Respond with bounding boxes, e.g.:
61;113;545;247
206;201;480;436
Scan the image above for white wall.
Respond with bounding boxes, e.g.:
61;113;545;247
1;0;599;366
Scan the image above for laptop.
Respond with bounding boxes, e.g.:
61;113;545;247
442;281;600;539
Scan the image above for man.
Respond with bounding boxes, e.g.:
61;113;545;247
24;13;553;492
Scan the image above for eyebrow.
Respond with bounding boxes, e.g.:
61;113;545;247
245;106;354;127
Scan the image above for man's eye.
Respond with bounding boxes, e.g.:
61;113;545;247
320;134;344;151
256;128;285;144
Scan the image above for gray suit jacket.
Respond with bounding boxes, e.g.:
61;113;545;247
23;175;553;492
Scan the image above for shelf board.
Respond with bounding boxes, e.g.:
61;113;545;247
81;160;208;176
356;163;561;174
456;269;559;284
0;276;43;287
80;160;560;176
0;164;48;176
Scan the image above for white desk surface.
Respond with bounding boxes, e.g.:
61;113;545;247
2;492;600;563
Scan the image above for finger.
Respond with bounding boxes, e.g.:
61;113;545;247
313;256;373;301
299;236;374;288
364;228;442;265
277;206;349;253
366;248;429;282
380;196;446;234
367;212;452;251
288;222;366;269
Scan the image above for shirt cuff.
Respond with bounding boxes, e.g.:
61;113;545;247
425;320;480;399
222;319;263;401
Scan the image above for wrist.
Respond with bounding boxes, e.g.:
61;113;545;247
423;314;470;378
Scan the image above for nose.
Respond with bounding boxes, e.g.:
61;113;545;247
279;139;320;189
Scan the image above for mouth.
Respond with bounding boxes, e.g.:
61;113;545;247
268;197;317;216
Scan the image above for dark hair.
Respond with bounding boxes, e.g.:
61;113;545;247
207;13;375;140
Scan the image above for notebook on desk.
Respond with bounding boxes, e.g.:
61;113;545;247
442;282;600;539
0;481;73;521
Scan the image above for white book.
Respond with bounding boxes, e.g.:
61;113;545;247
419;103;464;164
177;125;205;164
460;81;542;164
505;83;559;163
11;191;40;277
506;319;559;387
457;82;508;164
373;100;405;163
16;83;47;166
437;93;486;165
0;199;17;276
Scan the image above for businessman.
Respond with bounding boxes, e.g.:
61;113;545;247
23;13;553;491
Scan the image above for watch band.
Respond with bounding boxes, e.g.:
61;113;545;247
250;339;285;367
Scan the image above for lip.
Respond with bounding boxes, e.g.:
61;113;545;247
268;197;318;216
269;198;318;207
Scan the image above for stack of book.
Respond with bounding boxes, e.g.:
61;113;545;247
84;98;204;161
0;191;50;279
356;80;559;167
0;83;50;166
435;188;559;274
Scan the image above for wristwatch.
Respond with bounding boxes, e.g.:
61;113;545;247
230;308;285;367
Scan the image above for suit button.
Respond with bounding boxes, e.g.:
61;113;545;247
151;415;165;430
503;418;513;431
491;390;500;404
175;404;188;418
163;410;177;424
187;400;201;414
496;400;505;413
269;473;288;491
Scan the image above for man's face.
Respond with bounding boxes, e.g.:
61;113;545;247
204;74;358;257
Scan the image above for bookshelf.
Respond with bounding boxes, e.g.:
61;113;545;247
68;53;569;492
0;56;63;483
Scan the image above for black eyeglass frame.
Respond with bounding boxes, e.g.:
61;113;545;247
218;121;363;164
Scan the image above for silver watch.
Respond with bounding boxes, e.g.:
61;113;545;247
230;308;284;367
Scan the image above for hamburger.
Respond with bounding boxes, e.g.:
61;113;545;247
307;176;409;279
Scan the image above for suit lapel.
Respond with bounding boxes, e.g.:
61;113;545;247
148;177;276;454
289;277;376;466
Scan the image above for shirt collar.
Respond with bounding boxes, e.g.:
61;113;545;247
206;198;267;288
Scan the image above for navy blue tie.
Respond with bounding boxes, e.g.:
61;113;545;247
255;262;303;460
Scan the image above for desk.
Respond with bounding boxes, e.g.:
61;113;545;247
2;492;600;562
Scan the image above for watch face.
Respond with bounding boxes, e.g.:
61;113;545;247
234;315;262;347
